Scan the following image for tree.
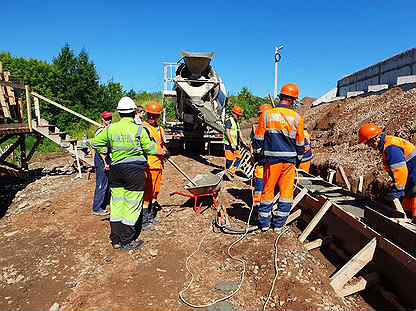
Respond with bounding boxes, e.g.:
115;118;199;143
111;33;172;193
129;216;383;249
228;87;268;119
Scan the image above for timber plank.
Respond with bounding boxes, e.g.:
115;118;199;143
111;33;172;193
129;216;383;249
364;207;416;257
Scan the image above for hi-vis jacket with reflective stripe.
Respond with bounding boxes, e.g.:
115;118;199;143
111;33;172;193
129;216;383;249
93;127;109;155
93;117;160;165
223;116;239;147
301;130;313;163
143;121;165;169
253;104;305;164
379;134;416;199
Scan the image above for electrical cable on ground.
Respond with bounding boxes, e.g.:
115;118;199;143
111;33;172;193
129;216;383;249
178;165;258;308
262;227;289;311
263;168;300;311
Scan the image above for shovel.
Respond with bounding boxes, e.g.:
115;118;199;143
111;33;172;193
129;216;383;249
166;158;198;187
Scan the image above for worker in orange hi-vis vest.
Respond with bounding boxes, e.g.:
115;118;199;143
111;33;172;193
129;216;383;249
142;101;167;230
359;123;416;222
253;83;305;233
299;129;313;173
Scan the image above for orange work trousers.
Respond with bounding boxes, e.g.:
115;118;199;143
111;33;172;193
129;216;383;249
299;160;311;173
144;168;163;205
225;148;242;175
253;165;264;206
258;163;295;229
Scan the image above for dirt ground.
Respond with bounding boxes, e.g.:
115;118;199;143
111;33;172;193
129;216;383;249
0;153;372;311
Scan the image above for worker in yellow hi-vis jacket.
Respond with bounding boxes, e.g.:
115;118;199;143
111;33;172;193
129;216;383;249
93;97;166;251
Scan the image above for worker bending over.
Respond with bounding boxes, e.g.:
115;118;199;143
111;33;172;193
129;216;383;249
253;83;304;232
359;123;416;222
143;101;166;229
224;105;247;177
251;104;273;208
93;97;165;251
299;129;313;173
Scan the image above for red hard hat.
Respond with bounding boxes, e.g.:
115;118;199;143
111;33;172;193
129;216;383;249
145;101;163;115
232;105;244;116
358;123;382;144
280;83;300;98
101;111;112;120
257;104;272;114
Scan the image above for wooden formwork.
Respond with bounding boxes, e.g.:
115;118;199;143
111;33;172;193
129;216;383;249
293;170;416;308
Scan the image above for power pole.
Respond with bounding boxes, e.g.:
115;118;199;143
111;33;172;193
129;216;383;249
274;45;284;99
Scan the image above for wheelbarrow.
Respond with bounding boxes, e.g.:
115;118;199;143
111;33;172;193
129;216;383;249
168;158;223;214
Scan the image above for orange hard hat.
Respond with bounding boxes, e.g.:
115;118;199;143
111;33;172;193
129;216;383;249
280;83;300;98
232;105;244;116
358;123;382;144
257;104;272;114
145;101;163;115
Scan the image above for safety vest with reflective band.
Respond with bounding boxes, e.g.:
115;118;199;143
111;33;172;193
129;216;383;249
253;104;305;164
301;130;313;163
379;134;416;199
93;127;109;155
143;121;165;169
223;116;239;147
93;117;160;165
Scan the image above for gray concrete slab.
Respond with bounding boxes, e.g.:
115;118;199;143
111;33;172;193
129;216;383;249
346;91;364;98
368;84;388;92
397;75;416;85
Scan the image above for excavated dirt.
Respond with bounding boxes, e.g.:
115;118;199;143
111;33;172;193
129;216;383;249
0;153;372;311
299;87;416;200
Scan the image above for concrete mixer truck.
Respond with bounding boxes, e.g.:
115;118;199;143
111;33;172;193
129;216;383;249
162;51;227;153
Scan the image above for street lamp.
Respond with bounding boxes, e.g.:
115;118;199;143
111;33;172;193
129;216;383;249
274;45;284;99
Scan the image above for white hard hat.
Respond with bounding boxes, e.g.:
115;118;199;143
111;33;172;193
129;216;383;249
117;97;137;113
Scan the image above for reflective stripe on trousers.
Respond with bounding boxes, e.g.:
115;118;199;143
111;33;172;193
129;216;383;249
110;187;144;226
258;163;295;229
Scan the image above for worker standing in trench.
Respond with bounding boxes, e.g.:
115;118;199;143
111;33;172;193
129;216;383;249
142;101;167;230
253;83;305;232
223;105;247;178
93;97;166;251
91;111;112;216
299;129;313;173
251;104;273;209
359;123;416;222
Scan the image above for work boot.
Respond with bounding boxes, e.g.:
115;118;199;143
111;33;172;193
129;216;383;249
142;209;154;231
152;201;162;211
112;243;121;249
273;227;283;234
120;240;144;252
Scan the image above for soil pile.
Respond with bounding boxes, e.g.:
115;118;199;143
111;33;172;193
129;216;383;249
301;87;416;199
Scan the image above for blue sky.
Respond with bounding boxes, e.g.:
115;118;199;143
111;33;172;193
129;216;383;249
3;0;416;98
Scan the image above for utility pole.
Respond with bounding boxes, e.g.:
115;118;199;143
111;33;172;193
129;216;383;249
274;45;284;99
